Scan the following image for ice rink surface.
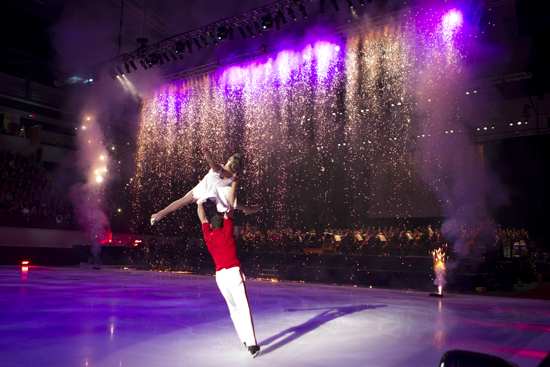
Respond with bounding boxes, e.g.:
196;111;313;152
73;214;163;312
1;266;549;367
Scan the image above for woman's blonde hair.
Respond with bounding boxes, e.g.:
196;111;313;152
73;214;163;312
228;153;242;172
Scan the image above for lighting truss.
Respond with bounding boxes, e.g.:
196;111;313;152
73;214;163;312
162;0;492;83
82;0;494;83
472;127;550;142
89;0;321;78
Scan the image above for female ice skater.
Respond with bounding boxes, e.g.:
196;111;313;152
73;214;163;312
150;147;261;225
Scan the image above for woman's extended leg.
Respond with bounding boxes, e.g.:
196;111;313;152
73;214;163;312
151;189;195;224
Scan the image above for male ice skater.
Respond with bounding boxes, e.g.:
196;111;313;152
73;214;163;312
197;191;260;358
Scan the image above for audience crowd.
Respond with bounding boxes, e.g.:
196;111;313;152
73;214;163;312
135;221;546;286
1;151;546;283
0;151;75;229
230;221;536;259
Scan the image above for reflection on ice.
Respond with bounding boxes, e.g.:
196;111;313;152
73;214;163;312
0;266;548;367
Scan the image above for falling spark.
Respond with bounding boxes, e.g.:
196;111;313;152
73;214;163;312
129;4;473;233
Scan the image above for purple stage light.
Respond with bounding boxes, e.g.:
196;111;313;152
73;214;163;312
220;40;342;87
442;9;464;34
313;41;340;80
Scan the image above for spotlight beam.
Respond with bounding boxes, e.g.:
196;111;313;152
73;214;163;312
200;35;210;47
246;24;255;37
108;67;118;79
287;6;297;21
239;26;248;39
298;3;308;18
276;9;287;24
274;15;281;30
193;38;202;50
254;21;263;35
169;50;179;61
209;33;218;45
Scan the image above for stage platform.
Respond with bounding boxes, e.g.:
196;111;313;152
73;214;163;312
1;266;549;367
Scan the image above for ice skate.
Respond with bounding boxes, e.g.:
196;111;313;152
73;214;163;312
248;345;260;358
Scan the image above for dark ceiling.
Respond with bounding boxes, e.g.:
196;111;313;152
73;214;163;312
1;0;549;93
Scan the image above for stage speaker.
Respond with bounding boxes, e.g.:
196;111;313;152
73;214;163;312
439;350;519;367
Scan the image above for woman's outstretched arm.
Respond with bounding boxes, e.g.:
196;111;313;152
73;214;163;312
202;146;222;172
232;176;261;214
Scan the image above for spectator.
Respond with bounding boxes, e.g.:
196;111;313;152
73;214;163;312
534;248;547;285
21;202;30;216
236;229;248;251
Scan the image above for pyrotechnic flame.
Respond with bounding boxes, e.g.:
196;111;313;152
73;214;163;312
432;248;447;295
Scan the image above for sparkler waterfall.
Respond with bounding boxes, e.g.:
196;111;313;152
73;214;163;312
130;6;480;233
